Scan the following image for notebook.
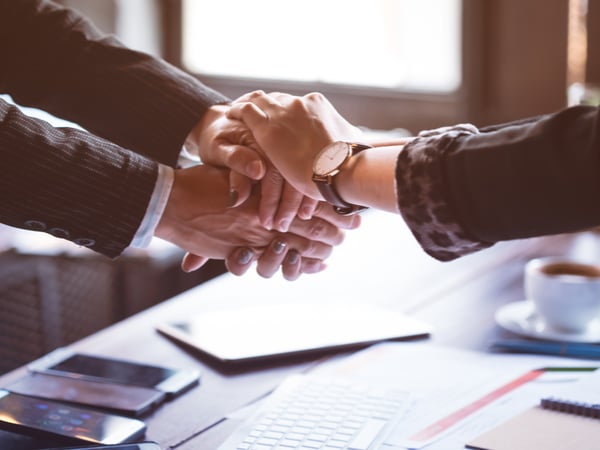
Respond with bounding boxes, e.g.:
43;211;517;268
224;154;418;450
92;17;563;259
467;369;600;450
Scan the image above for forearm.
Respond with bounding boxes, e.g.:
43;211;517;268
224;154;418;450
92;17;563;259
0;0;229;166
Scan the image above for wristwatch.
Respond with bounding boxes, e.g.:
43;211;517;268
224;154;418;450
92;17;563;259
312;141;372;215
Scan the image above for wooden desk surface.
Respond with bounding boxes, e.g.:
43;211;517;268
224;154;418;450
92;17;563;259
0;211;587;449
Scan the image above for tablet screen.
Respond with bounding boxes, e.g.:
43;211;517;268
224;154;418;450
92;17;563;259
156;302;431;365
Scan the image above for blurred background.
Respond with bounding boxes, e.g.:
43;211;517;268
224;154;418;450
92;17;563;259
1;0;598;373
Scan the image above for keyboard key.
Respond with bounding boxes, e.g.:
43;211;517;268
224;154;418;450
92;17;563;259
348;419;387;450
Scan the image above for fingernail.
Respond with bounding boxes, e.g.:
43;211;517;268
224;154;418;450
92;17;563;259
237;248;253;264
263;218;273;230
273;240;287;254
247;160;264;179
278;219;290;232
286;251;300;265
227;189;239;208
300;208;313;220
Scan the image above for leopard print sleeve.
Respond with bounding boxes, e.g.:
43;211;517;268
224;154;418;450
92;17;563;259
395;124;493;261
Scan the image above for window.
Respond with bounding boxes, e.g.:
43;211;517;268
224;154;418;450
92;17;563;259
164;1;570;132
182;0;461;93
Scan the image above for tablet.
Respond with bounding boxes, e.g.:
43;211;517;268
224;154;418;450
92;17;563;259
156;302;431;366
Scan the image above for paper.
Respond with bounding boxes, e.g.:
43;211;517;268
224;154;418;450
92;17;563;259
310;342;599;449
540;366;600;403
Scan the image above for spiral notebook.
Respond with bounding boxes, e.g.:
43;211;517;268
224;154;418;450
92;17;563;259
467;370;600;450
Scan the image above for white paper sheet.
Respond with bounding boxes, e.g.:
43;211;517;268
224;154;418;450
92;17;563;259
310;342;599;449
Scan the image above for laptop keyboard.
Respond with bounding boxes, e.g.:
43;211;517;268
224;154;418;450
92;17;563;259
218;374;409;450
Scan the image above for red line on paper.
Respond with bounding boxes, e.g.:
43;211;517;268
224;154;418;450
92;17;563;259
409;369;545;443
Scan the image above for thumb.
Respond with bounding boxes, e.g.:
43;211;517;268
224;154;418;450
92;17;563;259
228;170;253;208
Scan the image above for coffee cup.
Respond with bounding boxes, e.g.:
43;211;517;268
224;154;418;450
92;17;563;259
525;257;600;333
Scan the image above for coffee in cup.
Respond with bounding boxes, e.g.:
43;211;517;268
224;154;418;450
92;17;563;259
525;257;600;333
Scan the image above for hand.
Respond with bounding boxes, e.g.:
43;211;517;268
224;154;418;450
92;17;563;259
228;91;364;199
186;104;319;231
155;164;360;280
223;201;361;280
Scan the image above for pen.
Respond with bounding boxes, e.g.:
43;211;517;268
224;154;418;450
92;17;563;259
491;339;600;359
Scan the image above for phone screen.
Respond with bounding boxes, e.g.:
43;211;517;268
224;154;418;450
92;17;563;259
6;373;165;416
0;390;146;444
29;350;200;395
50;354;174;387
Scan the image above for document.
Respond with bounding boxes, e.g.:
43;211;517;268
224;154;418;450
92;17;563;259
311;342;599;449
466;368;600;450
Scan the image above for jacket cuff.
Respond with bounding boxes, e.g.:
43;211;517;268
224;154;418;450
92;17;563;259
396;124;493;261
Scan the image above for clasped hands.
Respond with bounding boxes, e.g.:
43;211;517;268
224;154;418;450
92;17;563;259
156;91;368;281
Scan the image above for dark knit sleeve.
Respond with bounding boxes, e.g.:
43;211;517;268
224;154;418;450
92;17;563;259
396;124;492;261
396;105;600;261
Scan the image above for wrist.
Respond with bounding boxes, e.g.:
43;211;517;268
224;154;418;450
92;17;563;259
312;141;371;215
336;146;403;213
184;104;229;158
155;165;229;243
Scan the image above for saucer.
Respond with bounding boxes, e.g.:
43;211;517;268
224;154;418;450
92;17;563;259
495;300;600;343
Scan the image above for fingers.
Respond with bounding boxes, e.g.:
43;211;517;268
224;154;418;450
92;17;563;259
255;236;331;279
255;239;289;278
214;143;266;180
257;166;285;229
272;183;305;232
228;170;253;208
298;196;319;220
299;258;326;275
225;247;256;276
281;250;302;281
311;202;362;230
227;101;269;129
227;234;332;280
181;253;210;272
233;90;282;110
288;213;349;248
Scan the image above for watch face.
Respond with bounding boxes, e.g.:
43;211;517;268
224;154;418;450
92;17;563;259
313;142;351;176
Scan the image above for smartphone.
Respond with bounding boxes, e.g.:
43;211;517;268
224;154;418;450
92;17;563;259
5;373;166;417
42;443;161;450
0;389;146;444
28;348;200;397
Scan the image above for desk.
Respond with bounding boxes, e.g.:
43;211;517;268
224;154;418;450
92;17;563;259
0;211;590;450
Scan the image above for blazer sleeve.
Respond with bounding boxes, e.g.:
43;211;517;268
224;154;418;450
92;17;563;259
0;99;157;258
396;105;600;261
0;0;230;167
0;0;230;257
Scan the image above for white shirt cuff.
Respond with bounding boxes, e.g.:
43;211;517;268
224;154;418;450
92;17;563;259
178;142;203;168
130;163;174;248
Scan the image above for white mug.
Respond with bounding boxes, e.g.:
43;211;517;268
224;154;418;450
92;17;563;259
525;257;600;333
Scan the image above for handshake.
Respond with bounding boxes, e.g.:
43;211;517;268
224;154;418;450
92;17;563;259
155;91;407;281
